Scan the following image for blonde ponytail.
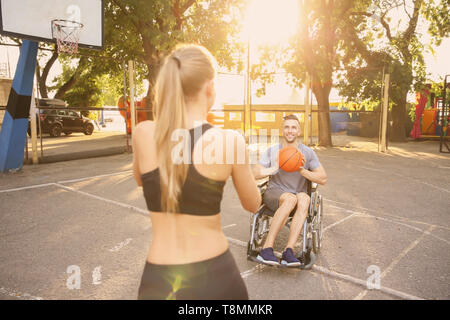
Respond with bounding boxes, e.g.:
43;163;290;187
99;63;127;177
154;44;216;213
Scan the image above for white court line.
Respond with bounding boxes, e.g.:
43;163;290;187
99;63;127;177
359;166;385;173
312;265;424;300
0;286;43;300
334;159;449;194
223;224;237;229
322;212;362;233
391;172;450;194
353;225;435;300
325;198;450;231
57;170;133;184
54;183;150;218
328;201;450;245
231;230;424;300
109;238;133;252
240;264;267;279
227;237;248;247
230;206;429;300
0;182;56;193
0;170;133;193
359;213;450;246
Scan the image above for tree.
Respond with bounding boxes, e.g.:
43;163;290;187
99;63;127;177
107;0;245;119
2;1;246;114
252;0;358;147
339;0;450;141
35;44;59;98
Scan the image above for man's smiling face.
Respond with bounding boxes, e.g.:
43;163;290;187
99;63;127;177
283;119;300;143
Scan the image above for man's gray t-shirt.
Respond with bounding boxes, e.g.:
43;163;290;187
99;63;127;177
259;143;321;194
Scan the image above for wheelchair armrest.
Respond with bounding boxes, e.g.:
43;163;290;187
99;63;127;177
311;182;318;192
257;179;269;196
257;180;269;189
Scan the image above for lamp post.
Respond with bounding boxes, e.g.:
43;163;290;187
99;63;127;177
245;38;251;142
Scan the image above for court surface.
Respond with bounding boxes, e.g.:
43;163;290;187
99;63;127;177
0;140;449;300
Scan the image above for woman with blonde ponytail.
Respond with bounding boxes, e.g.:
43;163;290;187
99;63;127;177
132;44;261;300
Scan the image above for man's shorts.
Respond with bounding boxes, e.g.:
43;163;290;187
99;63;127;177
263;187;295;212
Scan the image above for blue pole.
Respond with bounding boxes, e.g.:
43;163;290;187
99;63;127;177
0;40;39;172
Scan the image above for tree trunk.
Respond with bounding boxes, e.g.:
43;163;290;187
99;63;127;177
144;59;160;121
54;58;86;100
36;50;58;98
141;35;162;121
390;92;408;142
312;82;333;147
54;73;79;100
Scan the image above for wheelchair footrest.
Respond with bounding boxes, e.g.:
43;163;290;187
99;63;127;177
297;251;316;270
247;251;316;270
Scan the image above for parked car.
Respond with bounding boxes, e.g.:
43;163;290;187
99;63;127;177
28;108;95;137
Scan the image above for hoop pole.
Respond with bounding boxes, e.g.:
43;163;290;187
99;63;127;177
30;79;39;164
378;66;385;152
0;40;38;172
123;61;130;152
128;60;136;135
380;74;390;153
440;75;450;153
304;74;311;146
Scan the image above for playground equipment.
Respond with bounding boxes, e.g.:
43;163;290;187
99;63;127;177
410;78;449;153
117;96;151;134
118;96;222;134
439;75;450;153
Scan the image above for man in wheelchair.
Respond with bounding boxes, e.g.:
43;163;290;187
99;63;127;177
252;114;327;267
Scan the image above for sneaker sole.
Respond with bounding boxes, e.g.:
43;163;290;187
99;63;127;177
281;260;301;267
256;255;280;266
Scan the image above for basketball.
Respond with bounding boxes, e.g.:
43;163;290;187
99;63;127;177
278;146;304;172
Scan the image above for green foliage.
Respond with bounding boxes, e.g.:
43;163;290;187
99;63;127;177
250;0;361;99
337;0;449;124
423;0;450;47
32;0;246;108
58;73;102;108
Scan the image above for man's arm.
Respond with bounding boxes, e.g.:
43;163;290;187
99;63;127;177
252;146;279;179
252;163;278;180
299;165;327;185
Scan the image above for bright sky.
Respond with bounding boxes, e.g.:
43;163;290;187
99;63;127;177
0;0;448;107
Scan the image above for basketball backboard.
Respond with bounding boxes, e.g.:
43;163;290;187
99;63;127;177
0;0;103;50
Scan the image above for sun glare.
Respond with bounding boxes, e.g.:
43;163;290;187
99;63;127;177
242;0;299;46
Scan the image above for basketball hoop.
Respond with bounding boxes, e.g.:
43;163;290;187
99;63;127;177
51;19;84;55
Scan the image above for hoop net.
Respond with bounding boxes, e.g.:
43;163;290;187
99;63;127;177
51;19;84;55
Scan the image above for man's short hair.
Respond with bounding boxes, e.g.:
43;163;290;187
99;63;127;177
283;114;300;125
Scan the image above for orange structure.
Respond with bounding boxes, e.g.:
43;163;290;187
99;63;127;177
118;96;151;134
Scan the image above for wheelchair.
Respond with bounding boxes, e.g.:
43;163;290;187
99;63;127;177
247;179;323;269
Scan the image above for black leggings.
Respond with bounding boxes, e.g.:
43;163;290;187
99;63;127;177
138;249;248;300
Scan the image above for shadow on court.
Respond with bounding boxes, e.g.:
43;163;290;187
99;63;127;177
0;139;449;300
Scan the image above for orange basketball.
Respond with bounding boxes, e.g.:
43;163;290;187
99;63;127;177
278;146;304;172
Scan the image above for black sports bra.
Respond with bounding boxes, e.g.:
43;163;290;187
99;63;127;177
141;123;226;215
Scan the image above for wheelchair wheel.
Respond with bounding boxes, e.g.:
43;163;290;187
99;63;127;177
299;241;315;270
248;212;270;256
312;195;323;254
254;214;270;248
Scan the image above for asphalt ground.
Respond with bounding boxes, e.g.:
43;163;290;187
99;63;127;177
24;131;128;164
0;139;449;300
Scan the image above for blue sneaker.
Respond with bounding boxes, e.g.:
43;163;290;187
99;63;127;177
257;247;280;266
281;248;301;267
